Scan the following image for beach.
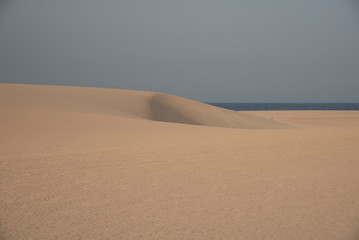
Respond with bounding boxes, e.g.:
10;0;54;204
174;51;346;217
1;83;359;240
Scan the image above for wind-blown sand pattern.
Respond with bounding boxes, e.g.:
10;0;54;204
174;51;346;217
1;83;359;240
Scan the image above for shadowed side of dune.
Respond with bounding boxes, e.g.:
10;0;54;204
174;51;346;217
148;92;293;129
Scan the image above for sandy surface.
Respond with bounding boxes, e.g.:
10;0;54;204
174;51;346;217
1;83;359;240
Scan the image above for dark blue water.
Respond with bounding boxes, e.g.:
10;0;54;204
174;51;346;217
207;103;359;111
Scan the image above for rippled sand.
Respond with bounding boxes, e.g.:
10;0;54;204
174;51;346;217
1;83;359;240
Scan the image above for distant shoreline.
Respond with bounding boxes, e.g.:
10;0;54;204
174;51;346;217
207;102;359;111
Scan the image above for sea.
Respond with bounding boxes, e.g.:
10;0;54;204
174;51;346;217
207;103;359;111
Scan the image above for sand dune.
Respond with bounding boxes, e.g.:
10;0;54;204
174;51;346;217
0;83;290;129
1;83;359;240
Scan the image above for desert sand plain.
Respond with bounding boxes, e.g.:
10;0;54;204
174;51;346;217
1;83;359;240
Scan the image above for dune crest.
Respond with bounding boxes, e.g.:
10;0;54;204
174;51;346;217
0;83;291;129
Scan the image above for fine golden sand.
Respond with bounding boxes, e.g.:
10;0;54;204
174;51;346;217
1;83;359;240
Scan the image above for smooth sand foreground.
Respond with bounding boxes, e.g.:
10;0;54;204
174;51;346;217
1;83;359;240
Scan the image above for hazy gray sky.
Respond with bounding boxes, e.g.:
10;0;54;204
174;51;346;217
1;0;359;102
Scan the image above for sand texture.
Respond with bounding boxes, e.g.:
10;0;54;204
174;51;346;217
1;83;359;240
